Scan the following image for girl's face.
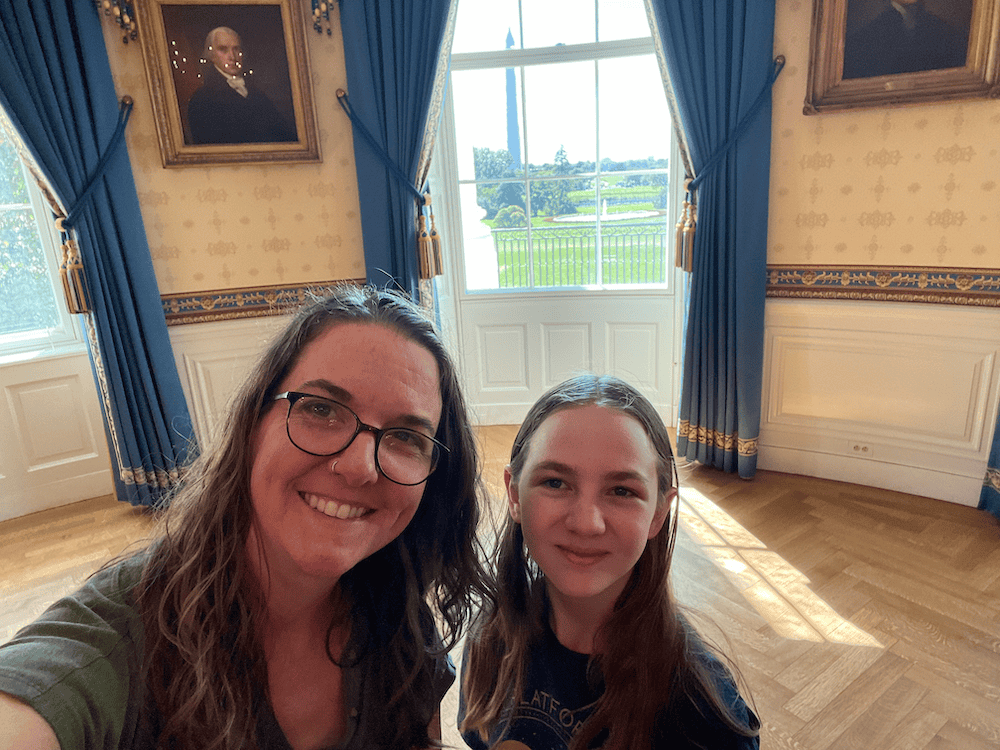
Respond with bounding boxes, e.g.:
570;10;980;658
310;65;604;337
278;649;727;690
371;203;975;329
506;404;670;617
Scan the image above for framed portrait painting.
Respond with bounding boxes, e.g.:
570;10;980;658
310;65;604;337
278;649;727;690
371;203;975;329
805;0;1000;113
136;0;321;166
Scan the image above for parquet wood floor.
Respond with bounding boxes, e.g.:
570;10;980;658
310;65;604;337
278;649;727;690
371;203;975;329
2;424;998;749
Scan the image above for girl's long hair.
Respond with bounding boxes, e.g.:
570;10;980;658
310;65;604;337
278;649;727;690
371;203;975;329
461;374;757;750
135;285;491;750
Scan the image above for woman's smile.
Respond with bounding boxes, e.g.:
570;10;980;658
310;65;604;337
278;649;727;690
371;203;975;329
302;492;371;519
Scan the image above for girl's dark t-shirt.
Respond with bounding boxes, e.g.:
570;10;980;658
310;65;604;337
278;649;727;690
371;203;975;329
458;622;759;750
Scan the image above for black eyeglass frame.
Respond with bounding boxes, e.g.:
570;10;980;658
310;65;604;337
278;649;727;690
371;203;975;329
272;391;449;486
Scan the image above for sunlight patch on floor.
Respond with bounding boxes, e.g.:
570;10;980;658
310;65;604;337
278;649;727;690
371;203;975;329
678;488;882;648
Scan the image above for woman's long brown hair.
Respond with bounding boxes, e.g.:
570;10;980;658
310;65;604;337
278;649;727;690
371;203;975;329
461;374;758;750
135;285;491;750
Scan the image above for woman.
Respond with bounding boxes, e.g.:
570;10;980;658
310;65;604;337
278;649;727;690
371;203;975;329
459;375;759;750
0;285;490;750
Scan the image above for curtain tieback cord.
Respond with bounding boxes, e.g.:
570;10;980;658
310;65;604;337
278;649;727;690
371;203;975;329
54;96;134;313
336;89;442;280
675;56;785;272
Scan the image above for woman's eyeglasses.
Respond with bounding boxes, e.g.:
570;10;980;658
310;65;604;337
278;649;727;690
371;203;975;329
273;392;448;486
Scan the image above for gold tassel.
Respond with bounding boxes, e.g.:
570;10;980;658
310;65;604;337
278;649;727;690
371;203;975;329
417;213;432;279
674;199;688;269
682;202;696;273
678;178;696;273
59;236;90;314
427;208;443;278
417;192;444;280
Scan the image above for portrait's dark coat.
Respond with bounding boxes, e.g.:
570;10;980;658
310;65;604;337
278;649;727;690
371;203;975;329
843;2;969;79
186;69;296;145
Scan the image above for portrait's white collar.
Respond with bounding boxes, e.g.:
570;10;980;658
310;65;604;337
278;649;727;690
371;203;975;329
213;65;248;97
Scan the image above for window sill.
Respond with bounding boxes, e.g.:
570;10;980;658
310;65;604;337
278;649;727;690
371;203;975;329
0;340;89;368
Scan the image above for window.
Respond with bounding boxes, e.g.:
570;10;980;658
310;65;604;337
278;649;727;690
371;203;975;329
448;0;674;292
0;127;81;357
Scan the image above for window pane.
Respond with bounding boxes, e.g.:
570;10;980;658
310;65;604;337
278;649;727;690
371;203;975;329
452;0;521;54
523;61;596;176
522;0;595;48
600;218;669;285
0;134;60;337
524;207;598;287
459;183;503;290
529;177;589;220
0;207;60;335
598;0;650;42
598;55;671;172
452;68;523;182
0;143;29;205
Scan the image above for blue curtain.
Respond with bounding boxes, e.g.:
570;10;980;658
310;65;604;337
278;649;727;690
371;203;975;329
339;0;453;300
981;411;1000;519
647;1;776;478
0;0;195;506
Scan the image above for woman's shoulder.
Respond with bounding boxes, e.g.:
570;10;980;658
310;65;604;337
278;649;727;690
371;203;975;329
9;551;150;644
0;551;154;749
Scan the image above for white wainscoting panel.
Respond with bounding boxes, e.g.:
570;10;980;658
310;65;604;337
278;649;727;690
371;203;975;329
11;378;96;468
542;324;590;388
477;325;529;391
169;315;289;447
760;299;1000;506
457;292;678;425
607;323;659;390
0;350;112;522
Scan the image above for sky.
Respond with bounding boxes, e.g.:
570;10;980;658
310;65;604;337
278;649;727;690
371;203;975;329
449;0;673;179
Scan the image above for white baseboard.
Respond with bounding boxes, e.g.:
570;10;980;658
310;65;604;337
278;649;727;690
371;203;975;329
0;469;114;523
758;445;983;507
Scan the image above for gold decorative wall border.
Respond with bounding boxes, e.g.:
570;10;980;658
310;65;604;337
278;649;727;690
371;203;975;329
162;267;999;324
161;279;366;325
767;266;1000;307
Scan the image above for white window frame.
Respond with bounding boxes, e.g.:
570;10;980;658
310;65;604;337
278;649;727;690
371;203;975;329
445;34;676;296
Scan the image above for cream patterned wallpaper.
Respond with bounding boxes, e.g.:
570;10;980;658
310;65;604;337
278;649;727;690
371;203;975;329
100;6;364;297
769;1;1000;271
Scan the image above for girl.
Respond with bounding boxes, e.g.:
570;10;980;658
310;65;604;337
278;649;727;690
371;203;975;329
459;375;759;750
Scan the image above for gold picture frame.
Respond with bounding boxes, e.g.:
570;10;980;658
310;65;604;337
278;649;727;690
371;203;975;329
135;0;320;166
804;0;1000;114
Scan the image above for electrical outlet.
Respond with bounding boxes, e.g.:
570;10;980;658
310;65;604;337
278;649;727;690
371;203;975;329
850;442;874;458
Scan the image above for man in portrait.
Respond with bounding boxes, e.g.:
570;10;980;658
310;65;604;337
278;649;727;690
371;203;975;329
186;26;297;145
842;0;970;79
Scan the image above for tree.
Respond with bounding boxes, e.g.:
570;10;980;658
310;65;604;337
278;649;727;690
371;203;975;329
494;205;527;228
473;146;516;180
472;146;524;219
554;145;570;175
529;145;578;217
